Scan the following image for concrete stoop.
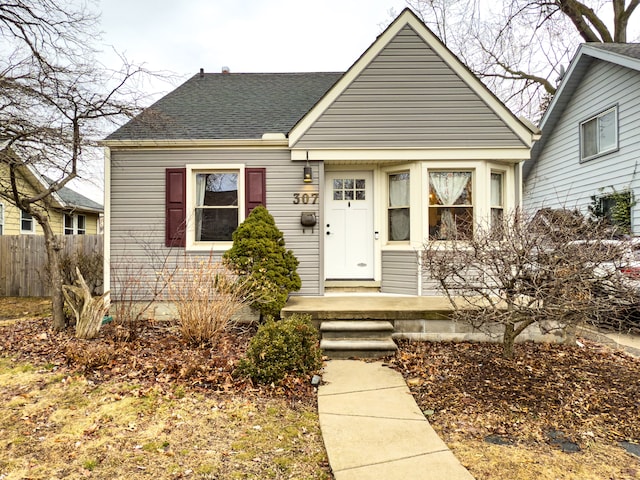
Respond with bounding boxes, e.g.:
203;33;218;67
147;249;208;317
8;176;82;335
320;320;398;359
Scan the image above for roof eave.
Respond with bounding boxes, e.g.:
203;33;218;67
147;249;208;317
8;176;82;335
100;138;290;149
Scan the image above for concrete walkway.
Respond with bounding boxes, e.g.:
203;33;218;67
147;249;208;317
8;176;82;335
318;360;474;480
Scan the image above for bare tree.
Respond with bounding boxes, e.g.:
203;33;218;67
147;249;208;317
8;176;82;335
422;209;638;359
407;0;640;119
0;1;148;330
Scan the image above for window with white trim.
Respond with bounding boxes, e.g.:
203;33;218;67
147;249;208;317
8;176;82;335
580;106;617;161
0;203;3;235
194;171;239;242
21;210;35;234
428;171;473;240
388;172;410;241
490;172;504;230
64;214;86;235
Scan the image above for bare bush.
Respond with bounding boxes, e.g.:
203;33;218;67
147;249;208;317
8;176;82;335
167;256;253;347
422;209;638;359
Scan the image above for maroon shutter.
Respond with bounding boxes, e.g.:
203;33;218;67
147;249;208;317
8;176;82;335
165;168;186;247
245;168;266;216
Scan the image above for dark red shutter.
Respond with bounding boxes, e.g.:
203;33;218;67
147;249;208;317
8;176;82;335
245;168;266;216
165;168;186;247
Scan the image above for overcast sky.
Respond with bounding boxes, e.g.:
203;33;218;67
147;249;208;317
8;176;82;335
75;0;406;202
98;0;407;94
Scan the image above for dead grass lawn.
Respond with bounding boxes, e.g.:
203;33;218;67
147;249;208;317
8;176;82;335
0;357;330;479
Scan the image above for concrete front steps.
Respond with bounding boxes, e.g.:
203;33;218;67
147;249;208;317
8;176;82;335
320;320;397;359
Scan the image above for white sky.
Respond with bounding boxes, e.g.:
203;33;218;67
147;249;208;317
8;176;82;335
75;0;407;202
98;0;407;94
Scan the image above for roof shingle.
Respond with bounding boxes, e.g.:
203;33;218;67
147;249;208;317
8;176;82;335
107;72;342;141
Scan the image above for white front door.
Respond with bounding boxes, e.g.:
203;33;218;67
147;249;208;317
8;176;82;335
324;171;374;279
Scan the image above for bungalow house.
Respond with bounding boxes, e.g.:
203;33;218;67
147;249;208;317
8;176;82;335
103;8;539;310
0;162;103;236
524;43;640;234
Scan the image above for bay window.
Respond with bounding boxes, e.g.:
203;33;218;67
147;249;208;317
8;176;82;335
429;171;473;240
388;172;410;241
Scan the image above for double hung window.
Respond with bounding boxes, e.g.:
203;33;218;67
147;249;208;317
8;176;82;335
581;106;617;160
21;211;34;233
64;214;86;235
490;172;504;231
428;171;473;240
388;173;410;241
194;171;239;242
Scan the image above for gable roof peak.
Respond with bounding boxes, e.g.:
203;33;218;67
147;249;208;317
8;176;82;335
289;6;538;147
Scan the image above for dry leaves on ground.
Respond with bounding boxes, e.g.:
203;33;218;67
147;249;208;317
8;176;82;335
0;317;317;402
391;339;640;480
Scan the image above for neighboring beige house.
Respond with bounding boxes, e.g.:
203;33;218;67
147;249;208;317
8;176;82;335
103;8;539;299
0;163;103;236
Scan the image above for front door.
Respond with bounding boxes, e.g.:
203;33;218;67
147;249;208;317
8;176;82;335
324;171;374;279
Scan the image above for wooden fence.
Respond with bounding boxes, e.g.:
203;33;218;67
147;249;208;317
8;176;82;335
0;235;103;297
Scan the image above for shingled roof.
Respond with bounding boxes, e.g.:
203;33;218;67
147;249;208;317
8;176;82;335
107;72;343;141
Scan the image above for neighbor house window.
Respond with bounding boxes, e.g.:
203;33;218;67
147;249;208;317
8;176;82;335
388;172;410;241
194;171;239;242
21;211;35;233
599;191;632;233
581;106;617;160
0;203;3;235
429;171;473;240
490;172;504;230
64;214;86;235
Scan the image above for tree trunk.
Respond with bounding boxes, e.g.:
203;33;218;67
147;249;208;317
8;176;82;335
63;267;109;340
41;218;66;331
502;322;516;360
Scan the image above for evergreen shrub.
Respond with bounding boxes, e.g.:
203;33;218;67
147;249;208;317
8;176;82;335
236;314;322;384
223;206;301;318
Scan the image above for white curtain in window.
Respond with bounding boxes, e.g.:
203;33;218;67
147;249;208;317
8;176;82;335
389;174;410;241
195;174;206;241
429;172;471;239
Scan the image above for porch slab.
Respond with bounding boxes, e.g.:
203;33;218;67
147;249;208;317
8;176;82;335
282;295;453;321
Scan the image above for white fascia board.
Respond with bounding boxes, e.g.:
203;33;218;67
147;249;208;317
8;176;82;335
291;147;531;162
582;44;640;72
288;9;536;148
100;138;289;149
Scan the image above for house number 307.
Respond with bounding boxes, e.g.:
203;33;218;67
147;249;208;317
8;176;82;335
292;193;319;204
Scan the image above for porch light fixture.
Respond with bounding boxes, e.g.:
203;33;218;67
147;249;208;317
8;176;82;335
303;164;312;183
303;152;312;183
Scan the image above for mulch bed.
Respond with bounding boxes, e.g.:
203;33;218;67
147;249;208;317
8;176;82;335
0;317;316;403
390;339;640;449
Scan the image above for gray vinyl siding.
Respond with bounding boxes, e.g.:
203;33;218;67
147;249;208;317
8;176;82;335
380;250;419;294
295;25;525;149
109;148;321;300
524;60;640;234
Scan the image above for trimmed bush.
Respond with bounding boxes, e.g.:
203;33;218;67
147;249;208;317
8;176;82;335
236;314;322;384
223;206;301;319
